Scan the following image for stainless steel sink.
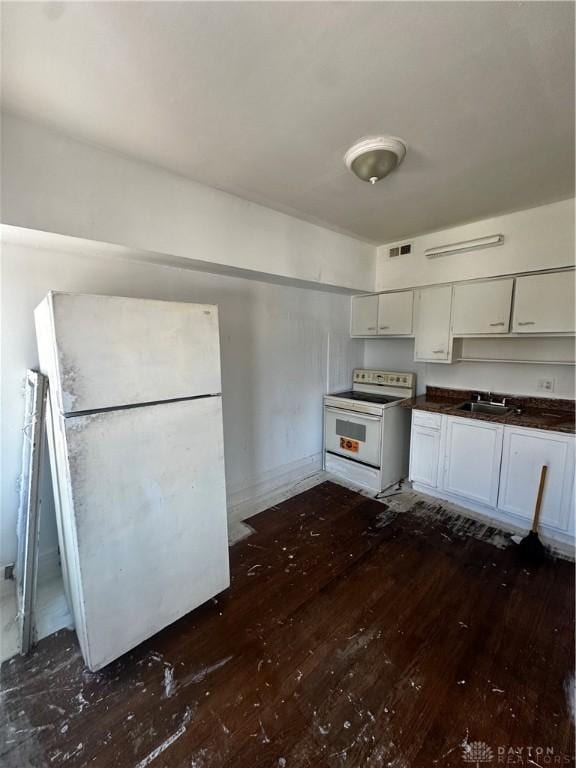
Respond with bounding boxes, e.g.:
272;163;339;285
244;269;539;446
457;401;513;416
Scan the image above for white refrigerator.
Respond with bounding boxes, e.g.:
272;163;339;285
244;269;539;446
35;292;230;671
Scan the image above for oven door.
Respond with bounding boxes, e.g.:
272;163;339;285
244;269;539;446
324;406;382;467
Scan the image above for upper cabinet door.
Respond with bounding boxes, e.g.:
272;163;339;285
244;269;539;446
513;272;575;333
414;285;453;362
350;295;378;336
377;291;414;335
452;279;513;335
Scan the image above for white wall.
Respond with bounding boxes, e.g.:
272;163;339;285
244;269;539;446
0;240;363;568
372;199;576;401
364;339;575;399
376;199;575;291
1;112;375;292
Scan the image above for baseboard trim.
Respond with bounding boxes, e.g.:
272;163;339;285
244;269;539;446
412;483;575;560
227;453;325;526
0;547;61;600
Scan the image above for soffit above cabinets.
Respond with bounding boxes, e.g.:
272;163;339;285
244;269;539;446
2;2;574;242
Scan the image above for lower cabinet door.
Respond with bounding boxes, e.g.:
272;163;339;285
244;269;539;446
498;427;575;532
442;417;503;506
409;425;441;488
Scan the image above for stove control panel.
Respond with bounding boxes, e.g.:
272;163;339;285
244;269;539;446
353;369;415;388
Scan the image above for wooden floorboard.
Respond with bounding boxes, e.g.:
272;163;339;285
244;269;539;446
1;481;574;767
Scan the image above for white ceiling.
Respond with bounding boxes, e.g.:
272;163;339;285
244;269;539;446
1;1;574;243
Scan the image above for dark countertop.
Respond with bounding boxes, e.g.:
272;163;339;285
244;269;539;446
401;386;575;434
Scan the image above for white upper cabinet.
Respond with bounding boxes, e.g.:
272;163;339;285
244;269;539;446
350;269;575;347
452;279;513;335
512;272;575;334
414;285;453;362
377;291;413;336
350;294;378;336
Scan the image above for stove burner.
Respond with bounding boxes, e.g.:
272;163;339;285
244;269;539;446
328;390;404;405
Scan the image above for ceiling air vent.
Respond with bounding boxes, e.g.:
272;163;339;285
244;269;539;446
389;243;412;258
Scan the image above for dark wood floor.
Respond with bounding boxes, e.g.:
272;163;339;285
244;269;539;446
1;481;574;767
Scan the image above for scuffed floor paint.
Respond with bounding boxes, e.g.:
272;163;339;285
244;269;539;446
134;706;195;768
1;481;573;767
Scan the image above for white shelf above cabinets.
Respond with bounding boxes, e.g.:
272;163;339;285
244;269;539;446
451;278;513;335
513;272;575;334
414;285;453;363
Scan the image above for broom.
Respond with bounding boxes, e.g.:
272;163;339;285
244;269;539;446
518;465;547;564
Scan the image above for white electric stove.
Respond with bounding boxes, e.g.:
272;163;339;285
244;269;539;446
323;369;416;493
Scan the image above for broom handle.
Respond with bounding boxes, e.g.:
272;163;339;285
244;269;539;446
532;465;548;533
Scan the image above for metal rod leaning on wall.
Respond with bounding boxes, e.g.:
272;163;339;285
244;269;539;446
16;370;48;655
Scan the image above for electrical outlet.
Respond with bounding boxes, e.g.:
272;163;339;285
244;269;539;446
537;378;556;393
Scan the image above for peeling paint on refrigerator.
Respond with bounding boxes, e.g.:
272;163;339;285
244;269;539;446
35;292;230;670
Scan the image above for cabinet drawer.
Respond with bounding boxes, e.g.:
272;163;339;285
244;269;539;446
412;410;442;429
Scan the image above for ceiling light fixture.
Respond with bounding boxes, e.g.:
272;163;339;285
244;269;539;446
344;136;407;184
424;234;505;259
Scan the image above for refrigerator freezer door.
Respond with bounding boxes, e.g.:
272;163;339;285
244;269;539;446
59;396;229;670
35;293;222;414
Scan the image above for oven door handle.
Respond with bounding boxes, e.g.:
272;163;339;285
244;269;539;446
324;407;382;421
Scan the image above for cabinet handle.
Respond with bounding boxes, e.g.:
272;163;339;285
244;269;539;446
379;325;390;330
367;326;376;331
432;349;445;354
517;321;535;326
489;322;505;327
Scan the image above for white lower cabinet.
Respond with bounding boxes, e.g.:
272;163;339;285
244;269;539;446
409;424;441;488
498;427;575;532
442;417;503;506
408;410;575;546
